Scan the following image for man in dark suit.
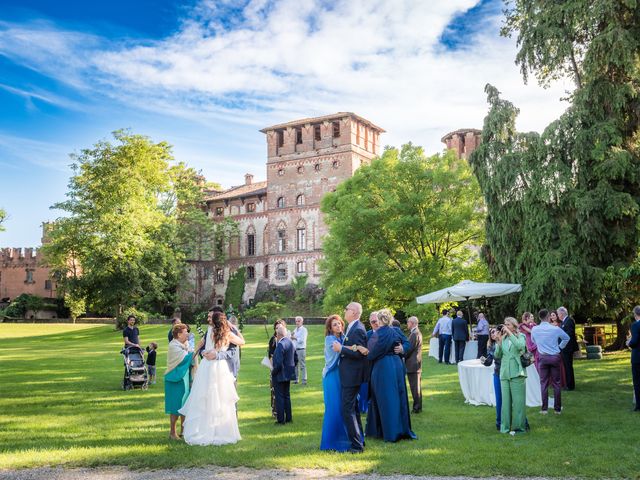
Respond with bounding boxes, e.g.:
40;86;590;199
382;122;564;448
558;306;579;390
627;305;640;411
405;316;423;413
332;302;367;453
271;323;297;424
452;311;469;363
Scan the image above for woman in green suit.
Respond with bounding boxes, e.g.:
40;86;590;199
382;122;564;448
494;317;527;434
165;323;201;440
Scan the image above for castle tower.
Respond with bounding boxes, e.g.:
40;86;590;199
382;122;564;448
259;112;384;284
441;128;482;159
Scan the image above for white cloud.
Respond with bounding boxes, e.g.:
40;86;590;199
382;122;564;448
0;0;572;164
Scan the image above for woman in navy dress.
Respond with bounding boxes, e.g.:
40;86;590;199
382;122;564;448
365;309;416;442
320;314;351;451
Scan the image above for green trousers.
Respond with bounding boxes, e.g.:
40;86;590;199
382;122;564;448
500;376;526;433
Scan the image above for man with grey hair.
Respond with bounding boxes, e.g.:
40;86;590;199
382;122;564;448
291;316;308;385
626;305;640;411
405;316;423;413
332;301;367;453
558;306;578;390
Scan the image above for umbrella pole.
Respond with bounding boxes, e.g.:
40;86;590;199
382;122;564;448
466;297;472;330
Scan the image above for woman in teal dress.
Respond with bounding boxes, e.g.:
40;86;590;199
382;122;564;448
320;314;352;451
494;316;528;435
165;323;201;440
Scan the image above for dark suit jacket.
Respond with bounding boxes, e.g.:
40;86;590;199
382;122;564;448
452;316;469;341
272;336;296;383
629;320;640;364
405;328;423;373
561;316;579;353
338;320;367;388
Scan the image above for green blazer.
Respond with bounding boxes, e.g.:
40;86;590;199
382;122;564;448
494;332;527;380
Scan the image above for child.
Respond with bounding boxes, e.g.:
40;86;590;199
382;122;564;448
146;342;158;385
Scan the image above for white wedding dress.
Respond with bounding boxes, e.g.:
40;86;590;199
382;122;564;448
179;327;241;446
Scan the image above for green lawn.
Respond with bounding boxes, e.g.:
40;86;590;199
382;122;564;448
0;324;637;477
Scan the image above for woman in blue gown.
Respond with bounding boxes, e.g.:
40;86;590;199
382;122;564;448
320;314;351;451
365;309;416;442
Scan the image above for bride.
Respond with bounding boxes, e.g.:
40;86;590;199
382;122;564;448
179;311;243;445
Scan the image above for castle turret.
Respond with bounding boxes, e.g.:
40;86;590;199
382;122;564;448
441;128;482;160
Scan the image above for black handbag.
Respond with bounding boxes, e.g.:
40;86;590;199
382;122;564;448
520;349;533;368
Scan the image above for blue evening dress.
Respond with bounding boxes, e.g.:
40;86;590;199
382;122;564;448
320;334;351;451
365;325;417;442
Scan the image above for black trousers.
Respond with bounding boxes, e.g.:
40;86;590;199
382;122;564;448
341;384;364;451
632;363;640;410
477;335;489;358
274;380;292;423
454;340;466;363
561;349;576;390
407;371;422;412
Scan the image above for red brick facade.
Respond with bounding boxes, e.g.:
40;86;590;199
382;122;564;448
441;128;482;160
0;248;56;301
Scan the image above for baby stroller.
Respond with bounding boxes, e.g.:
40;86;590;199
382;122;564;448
120;346;149;390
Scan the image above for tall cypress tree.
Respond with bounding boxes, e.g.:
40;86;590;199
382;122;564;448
470;1;640;325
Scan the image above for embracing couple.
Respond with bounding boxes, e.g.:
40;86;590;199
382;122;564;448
178;307;244;446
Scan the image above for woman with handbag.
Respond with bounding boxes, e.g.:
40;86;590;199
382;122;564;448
494;317;528;435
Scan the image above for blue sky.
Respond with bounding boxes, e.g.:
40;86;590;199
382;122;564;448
0;0;571;247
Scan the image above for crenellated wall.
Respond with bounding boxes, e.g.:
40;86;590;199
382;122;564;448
0;247;56;300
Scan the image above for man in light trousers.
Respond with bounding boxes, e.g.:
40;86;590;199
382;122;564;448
292;316;308;385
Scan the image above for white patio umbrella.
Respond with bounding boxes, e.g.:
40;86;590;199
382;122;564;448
415;280;522;304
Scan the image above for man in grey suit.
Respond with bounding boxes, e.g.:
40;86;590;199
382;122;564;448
405;316;423;413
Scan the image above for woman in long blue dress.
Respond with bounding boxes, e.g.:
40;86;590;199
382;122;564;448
165;323;198;440
320;314;351;451
365;309;416;442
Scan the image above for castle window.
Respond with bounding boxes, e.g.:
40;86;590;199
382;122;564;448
277;130;284;147
332;160;340;169
314;125;321;141
276;263;287;279
277;197;285;208
278;229;286;252
247;234;255;256
277;168;284;176
297;227;306;251
296;127;303;145
25;269;34;284
246;266;255;279
297;166;304;174
216;268;224;282
296;194;304;206
44;279;52;290
246;202;255;213
264;265;269;278
215;207;224;216
314;163;321;172
296;261;306;274
332;121;340;138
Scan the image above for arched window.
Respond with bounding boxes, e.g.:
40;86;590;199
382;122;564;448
246;226;256;256
263;264;269;278
246;266;255;279
296;261;306;274
296;220;306;251
277;222;287;252
277;197;285;208
296;194;304;206
263;225;269;255
276;263;287;279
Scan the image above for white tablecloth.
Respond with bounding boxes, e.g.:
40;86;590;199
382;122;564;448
457;359;553;408
428;337;477;363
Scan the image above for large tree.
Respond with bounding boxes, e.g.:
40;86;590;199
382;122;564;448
320;145;487;316
43;130;180;315
471;1;640;337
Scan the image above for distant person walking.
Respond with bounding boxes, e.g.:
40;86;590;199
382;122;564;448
627;305;640;412
292;316;308;385
476;313;490;358
405;316;423;413
432;310;453;364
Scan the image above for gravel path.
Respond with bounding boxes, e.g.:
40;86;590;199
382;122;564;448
0;466;555;480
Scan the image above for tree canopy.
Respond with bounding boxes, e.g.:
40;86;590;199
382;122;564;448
320;145;487;317
471;1;640;329
0;208;6;232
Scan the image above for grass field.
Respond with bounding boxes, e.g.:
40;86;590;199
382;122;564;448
0;323;638;477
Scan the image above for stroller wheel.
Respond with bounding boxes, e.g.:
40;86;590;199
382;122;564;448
141;384;148;391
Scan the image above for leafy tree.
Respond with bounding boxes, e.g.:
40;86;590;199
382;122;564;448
65;292;86;323
471;1;640;341
42;130;179;315
0;208;6;231
320;145;487;316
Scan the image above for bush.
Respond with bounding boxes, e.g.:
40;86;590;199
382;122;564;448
116;307;149;330
4;294;44;318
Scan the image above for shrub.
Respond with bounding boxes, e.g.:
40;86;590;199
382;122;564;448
116;307;149;330
4;294;44;318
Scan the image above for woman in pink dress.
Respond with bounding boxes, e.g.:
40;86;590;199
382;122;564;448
519;312;539;371
549;310;567;388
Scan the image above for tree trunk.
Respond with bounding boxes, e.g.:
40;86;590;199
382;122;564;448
608;315;630;351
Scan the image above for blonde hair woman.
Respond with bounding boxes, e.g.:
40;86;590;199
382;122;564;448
494;316;528;435
365;308;416;442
